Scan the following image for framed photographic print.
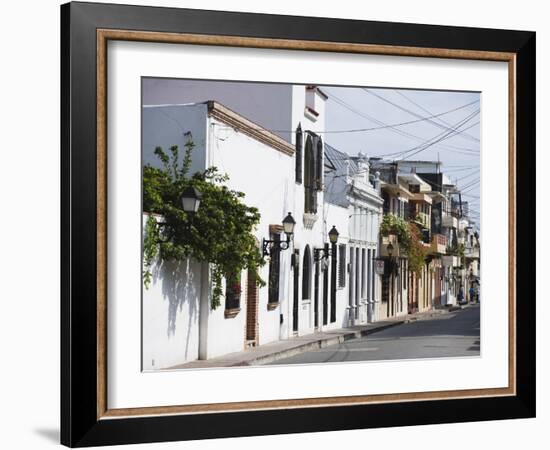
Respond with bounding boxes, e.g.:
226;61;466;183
60;1;536;447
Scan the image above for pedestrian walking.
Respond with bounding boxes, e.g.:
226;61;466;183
469;286;475;303
458;286;465;304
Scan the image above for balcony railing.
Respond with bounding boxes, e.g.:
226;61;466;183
464;246;480;258
442;214;458;229
414;212;430;229
430;233;447;254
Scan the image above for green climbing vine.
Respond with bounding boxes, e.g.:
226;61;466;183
380;213;428;274
143;214;159;289
406;222;429;274
142;140;265;309
380;214;411;248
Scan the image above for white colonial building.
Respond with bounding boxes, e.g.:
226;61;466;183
142;86;353;369
324;146;384;326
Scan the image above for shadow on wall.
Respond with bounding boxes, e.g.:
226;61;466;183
152;258;200;359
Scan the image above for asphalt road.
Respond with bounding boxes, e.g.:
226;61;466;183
269;304;480;365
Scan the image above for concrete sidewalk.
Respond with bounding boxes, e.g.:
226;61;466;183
166;306;463;370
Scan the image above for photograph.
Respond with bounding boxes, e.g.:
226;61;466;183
141;78;481;371
58;1;535;446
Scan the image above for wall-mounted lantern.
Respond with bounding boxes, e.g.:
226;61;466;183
180;186;203;213
314;226;339;262
328;226;339;244
156;186;203;238
262;212;296;258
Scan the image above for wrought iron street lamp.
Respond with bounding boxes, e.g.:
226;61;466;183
386;242;394;258
282;211;296;236
328;226;339;244
156;186;203;238
180;186;203;213
314;226;339;261
262;212;296;258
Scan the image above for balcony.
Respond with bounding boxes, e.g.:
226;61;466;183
412;212;430;229
464;246;480;259
442;214;458;229
430;234;447;254
442;255;460;267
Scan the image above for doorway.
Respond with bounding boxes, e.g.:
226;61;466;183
245;268;259;347
292;249;300;333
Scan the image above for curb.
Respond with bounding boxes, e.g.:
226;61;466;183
236;320;405;366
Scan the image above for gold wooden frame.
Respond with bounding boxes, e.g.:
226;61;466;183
96;29;516;420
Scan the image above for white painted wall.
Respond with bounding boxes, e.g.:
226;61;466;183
142;214;203;370
206;115;295;349
199;272;248;359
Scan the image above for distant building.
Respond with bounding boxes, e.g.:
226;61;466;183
324;146;384;325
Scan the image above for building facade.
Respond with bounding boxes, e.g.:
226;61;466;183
141;85;480;369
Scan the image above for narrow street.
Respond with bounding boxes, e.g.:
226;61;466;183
269;304;480;365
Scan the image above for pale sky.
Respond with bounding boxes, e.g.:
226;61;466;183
143;79;480;223
323;86;480;222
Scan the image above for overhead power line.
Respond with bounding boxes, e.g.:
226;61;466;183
328;91;480;154
393;89;481;143
364;88;480;143
214;96;480;136
396;109;480;161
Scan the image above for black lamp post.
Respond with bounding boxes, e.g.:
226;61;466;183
262;212;296;258
282;212;296;236
329;226;339;245
387;242;394;258
156;186;203;238
180;186;203;213
314;226;339;261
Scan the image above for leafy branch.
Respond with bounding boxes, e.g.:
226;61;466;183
380;213;428;274
143;140;265;309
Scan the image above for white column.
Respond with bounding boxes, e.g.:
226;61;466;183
348;246;355;325
355;247;360;321
357;247;363;322
360;208;365;242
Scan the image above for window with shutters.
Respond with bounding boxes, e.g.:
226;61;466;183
268;233;281;305
224;272;241;316
304;134;317;213
338;244;346;288
316;135;323;190
295;123;303;184
382;191;390;215
302;246;312;300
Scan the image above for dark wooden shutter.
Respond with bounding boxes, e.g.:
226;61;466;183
268;234;281;304
304;135;313;213
338;244;346;288
330;242;337;323
302;246;311;300
225;272;241;310
295;123;303;184
316;136;323;190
